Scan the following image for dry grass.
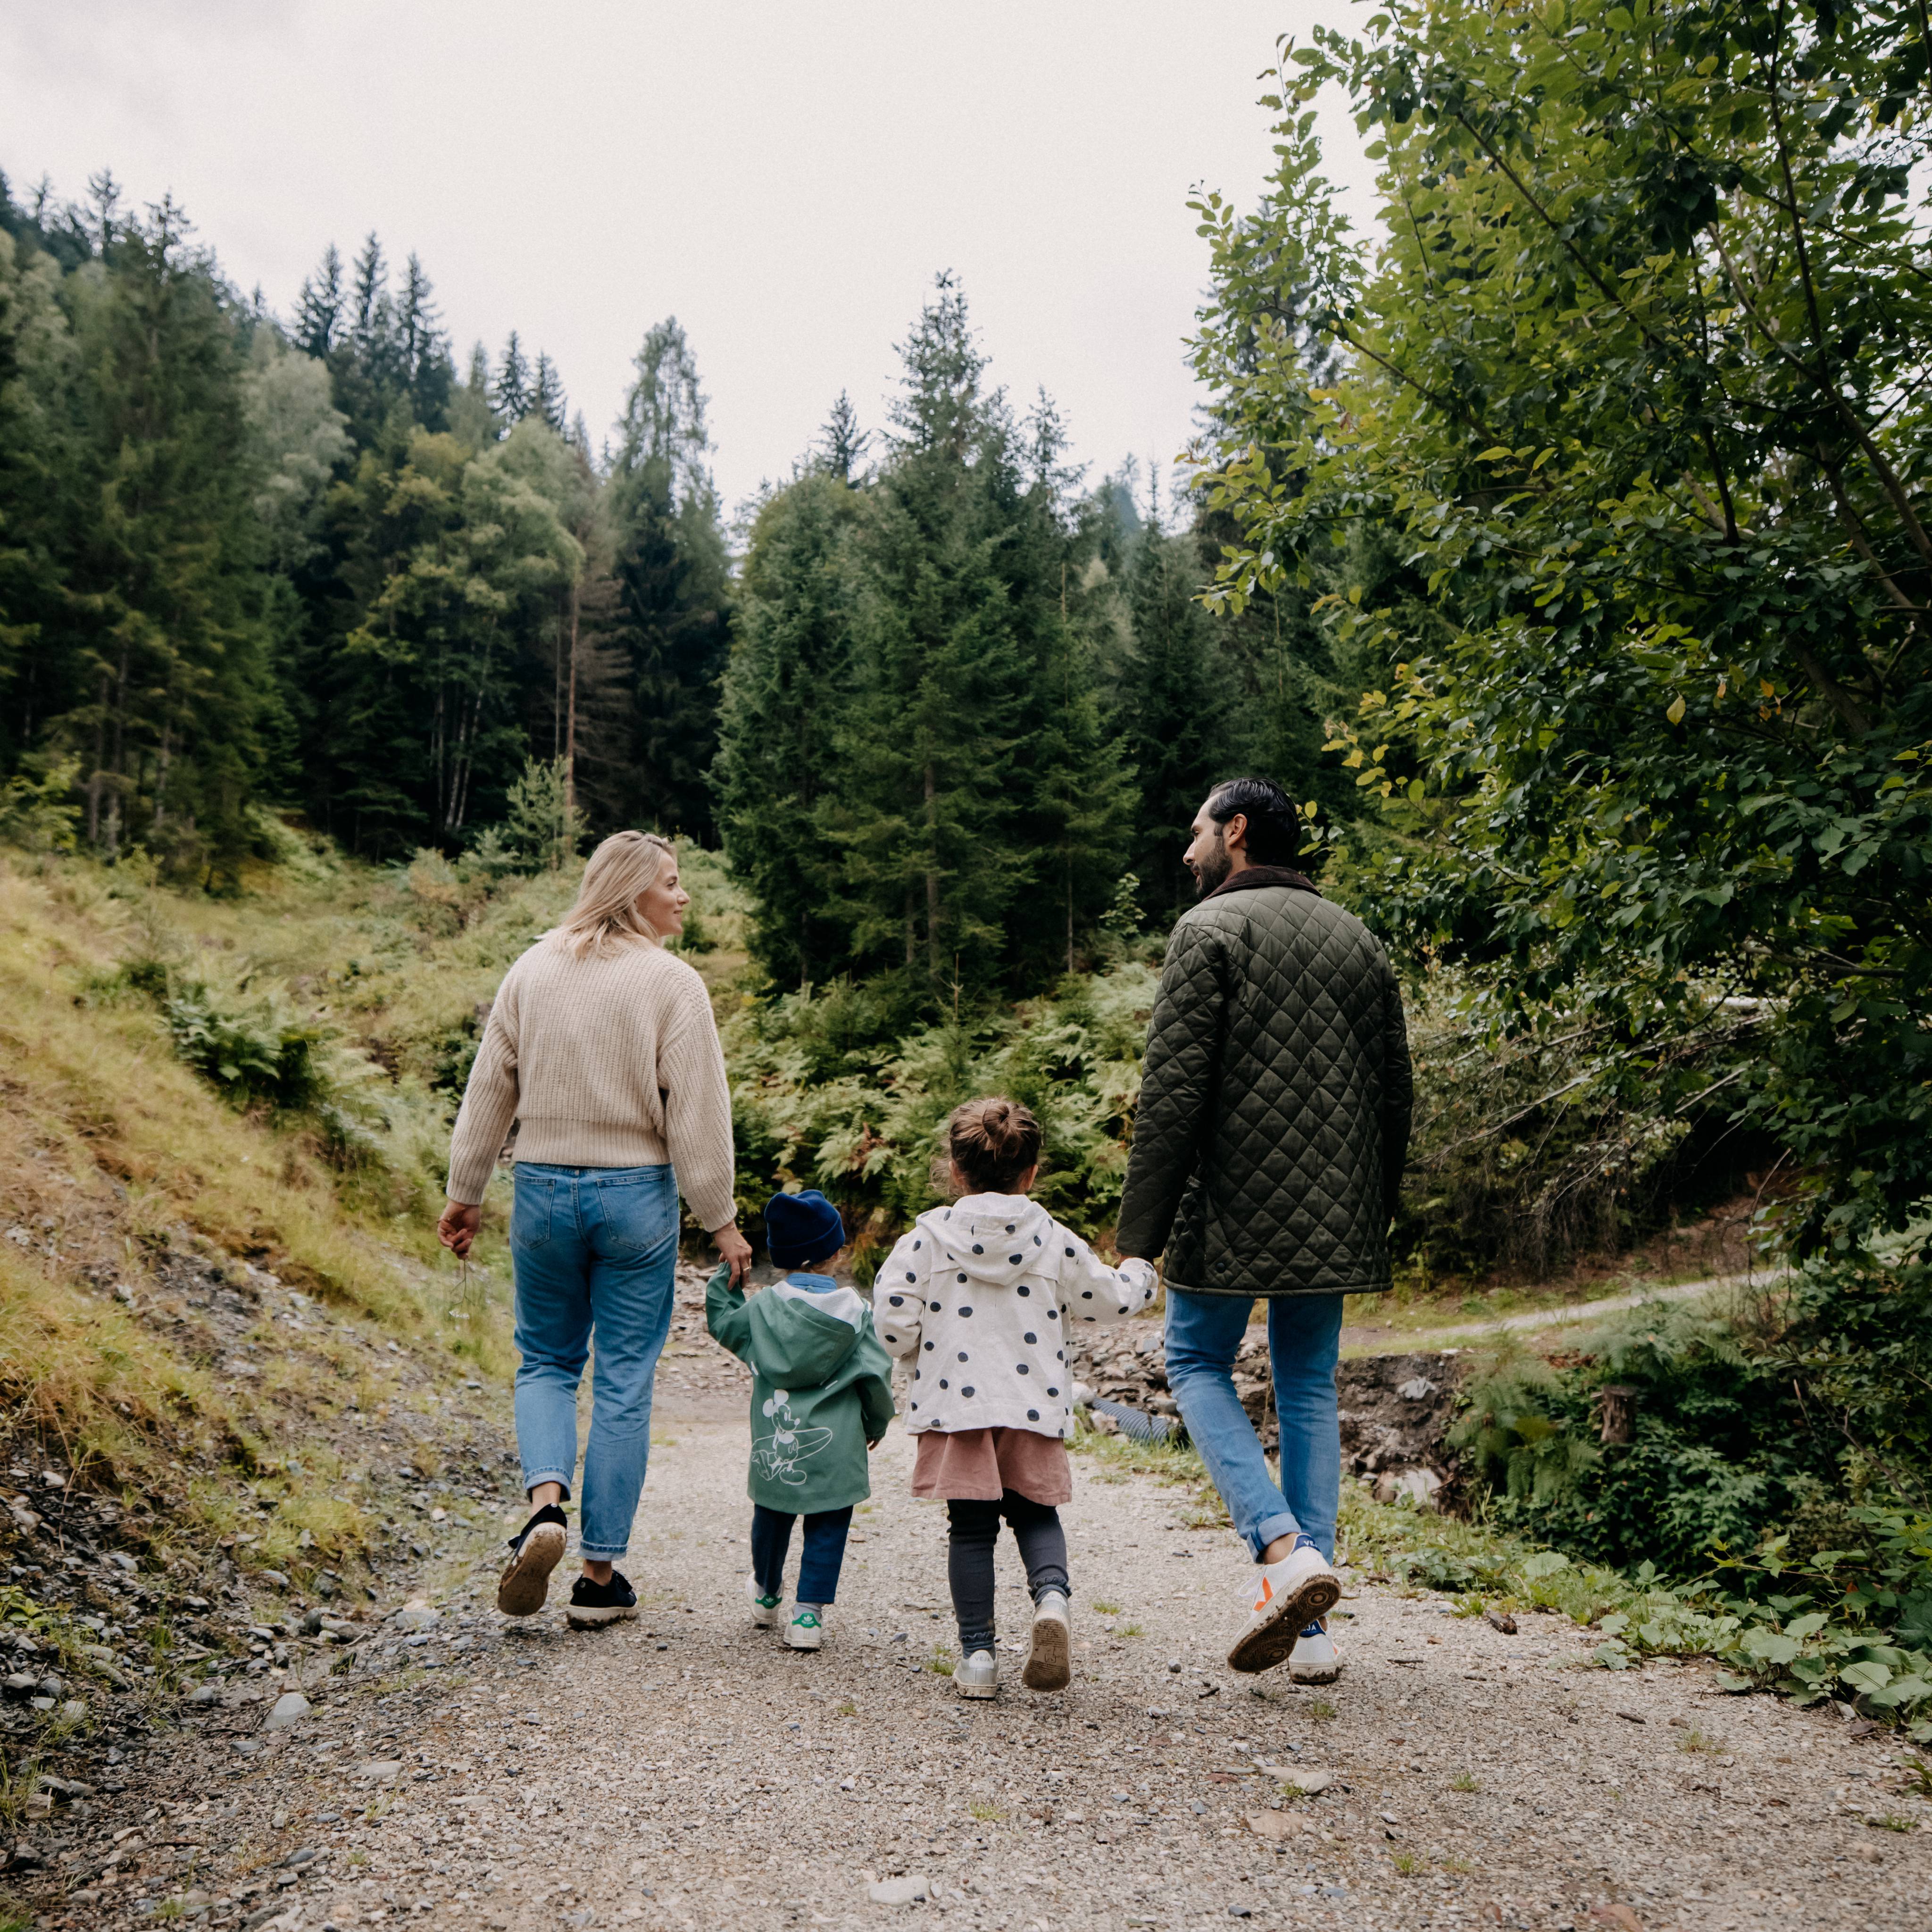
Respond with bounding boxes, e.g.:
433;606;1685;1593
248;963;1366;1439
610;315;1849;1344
0;855;514;1583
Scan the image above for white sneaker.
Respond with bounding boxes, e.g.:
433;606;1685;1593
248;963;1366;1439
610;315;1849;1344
746;1574;783;1628
1226;1540;1341;1674
1021;1591;1071;1691
1288;1620;1341;1685
955;1649;999;1699
783;1604;826;1651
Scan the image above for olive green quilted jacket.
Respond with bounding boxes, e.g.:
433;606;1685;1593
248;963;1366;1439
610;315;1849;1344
1114;868;1413;1297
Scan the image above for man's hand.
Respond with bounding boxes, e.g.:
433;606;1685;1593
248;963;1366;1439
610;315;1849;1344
438;1199;481;1259
713;1221;752;1287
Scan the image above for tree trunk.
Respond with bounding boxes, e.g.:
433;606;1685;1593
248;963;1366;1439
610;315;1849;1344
564;578;580;825
924;762;941;979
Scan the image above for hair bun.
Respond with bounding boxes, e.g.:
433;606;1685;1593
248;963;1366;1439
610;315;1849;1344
946;1096;1043;1194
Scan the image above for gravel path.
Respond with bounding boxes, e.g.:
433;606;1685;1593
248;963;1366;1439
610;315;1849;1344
80;1283;1931;1932
1339;1270;1788;1355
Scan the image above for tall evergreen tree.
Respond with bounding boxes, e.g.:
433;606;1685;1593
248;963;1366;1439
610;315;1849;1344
492;331;530;424
600;317;730;837
293;242;343;356
1114;521;1233;918
715;464;862;985
531;351;566;433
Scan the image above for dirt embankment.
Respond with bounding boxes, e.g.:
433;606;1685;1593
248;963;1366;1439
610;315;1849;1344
1072;1326;1466;1505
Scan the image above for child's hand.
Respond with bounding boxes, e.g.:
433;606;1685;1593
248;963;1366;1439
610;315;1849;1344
866;1436;883;1452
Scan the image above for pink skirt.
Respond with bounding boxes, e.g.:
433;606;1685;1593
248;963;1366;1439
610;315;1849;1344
911;1427;1073;1506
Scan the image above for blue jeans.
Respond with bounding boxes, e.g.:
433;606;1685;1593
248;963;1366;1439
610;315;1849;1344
510;1162;678;1561
1163;1289;1345;1563
750;1503;854;1605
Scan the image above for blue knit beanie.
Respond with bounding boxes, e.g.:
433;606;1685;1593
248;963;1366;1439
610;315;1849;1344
764;1189;845;1271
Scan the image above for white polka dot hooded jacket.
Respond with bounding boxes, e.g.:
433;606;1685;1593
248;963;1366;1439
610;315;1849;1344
871;1193;1158;1439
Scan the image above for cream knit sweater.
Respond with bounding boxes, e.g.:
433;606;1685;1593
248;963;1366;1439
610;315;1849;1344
444;934;737;1228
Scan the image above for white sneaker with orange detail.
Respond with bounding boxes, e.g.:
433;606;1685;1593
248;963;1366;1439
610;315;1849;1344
1226;1536;1341;1674
1288;1620;1341;1684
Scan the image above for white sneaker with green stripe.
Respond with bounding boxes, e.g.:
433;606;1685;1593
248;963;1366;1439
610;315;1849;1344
746;1574;783;1628
783;1603;826;1650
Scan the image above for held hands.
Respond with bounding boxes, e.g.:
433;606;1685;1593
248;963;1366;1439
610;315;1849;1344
713;1221;752;1288
437;1199;481;1259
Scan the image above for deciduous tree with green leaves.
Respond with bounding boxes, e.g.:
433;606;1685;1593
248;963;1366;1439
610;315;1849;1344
1192;1;1932;1250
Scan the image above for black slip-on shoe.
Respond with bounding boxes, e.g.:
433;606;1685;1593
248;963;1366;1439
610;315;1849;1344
566;1569;638;1630
496;1503;568;1617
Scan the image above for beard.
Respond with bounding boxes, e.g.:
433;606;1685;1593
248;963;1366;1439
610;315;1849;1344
1189;830;1233;896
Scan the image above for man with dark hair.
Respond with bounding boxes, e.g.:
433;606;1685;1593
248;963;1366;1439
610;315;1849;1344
1115;778;1412;1682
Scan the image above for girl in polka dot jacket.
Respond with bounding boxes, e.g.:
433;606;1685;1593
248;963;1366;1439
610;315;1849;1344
872;1096;1156;1699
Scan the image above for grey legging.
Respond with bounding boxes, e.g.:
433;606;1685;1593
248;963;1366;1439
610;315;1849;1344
946;1491;1069;1654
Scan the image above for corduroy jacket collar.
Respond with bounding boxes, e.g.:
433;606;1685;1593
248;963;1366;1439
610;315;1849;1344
1201;864;1320;903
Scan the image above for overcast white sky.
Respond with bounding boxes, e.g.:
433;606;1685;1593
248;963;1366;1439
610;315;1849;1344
1;1;1375;516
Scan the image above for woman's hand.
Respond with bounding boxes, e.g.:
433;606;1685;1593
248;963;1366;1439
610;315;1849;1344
712;1221;752;1287
438;1199;482;1259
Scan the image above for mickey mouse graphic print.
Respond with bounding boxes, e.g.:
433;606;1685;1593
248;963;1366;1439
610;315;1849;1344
753;1388;836;1487
872;1192;1157;1438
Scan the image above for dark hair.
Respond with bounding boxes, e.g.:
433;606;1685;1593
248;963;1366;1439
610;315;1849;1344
1206;776;1300;866
946;1097;1043;1194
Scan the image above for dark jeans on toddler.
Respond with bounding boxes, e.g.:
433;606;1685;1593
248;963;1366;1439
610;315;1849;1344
750;1501;854;1605
946;1491;1069;1655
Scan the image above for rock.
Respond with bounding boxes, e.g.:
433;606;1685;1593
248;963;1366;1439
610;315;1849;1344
183;1683;219;1707
1484;1609;1518;1635
356;1759;403;1783
1246;1809;1300;1842
867;1874;929;1904
108;1552;138;1574
259;1569;290;1588
1615;1709;1646;1724
300;1609;325;1636
392;1603;440;1632
3;1674;35;1696
1275;1769;1334;1795
263;1691;311;1731
1396;1376;1436;1400
22;1793;50;1819
1372;1467;1443;1509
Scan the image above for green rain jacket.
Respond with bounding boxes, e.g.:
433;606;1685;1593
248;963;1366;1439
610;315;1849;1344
705;1265;897;1515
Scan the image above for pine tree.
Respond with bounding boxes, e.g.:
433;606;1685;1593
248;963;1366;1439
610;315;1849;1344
1115;521;1233;918
715;469;862;985
492;330;530;424
828;276;1041;992
600;317;730;837
294;242;343;357
396;251;452;429
818;390;868;481
531;352;566;433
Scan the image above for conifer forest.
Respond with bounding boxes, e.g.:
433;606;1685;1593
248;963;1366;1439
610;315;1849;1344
2;0;1932;1773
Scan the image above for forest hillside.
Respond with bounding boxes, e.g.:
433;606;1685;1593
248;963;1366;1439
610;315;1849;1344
1;0;1930;1823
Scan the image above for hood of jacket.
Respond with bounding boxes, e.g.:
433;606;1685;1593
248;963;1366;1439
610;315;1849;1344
742;1277;867;1388
917;1193;1058;1293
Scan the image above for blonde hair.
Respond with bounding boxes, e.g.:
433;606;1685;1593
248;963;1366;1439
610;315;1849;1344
946;1096;1043;1194
550;831;677;959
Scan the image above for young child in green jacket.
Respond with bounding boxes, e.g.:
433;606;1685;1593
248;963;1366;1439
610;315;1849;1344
706;1189;896;1650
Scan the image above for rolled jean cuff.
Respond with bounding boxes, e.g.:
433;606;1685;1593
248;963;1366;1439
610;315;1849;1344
521;1469;575;1500
1249;1510;1302;1562
579;1538;630;1560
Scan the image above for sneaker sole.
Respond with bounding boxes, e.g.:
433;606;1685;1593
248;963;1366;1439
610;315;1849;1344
1021;1616;1071;1691
955;1677;998;1700
782;1631;824;1651
1289;1655;1341;1685
565;1602;638;1630
496;1522;566;1618
1226;1572;1342;1675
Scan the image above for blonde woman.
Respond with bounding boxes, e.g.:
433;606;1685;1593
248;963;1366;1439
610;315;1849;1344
438;831;750;1627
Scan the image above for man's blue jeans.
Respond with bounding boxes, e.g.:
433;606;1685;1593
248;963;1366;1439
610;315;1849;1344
510;1162;679;1561
1164;1289;1346;1563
